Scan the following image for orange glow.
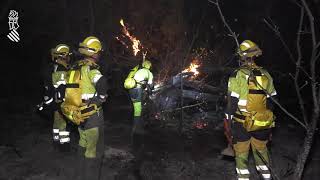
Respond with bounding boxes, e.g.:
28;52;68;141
119;19;142;56
182;60;201;77
193;120;208;129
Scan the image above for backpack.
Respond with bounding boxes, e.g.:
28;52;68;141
124;65;139;89
60;61;99;125
242;68;275;131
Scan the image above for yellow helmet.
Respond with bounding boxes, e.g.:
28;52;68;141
51;44;70;59
237;40;262;58
78;36;102;56
142;60;152;69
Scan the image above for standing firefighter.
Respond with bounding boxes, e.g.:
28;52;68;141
225;40;277;180
37;44;71;150
124;60;153;155
61;36;108;180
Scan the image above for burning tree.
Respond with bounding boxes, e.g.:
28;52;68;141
148;49;226;135
109;0;230;135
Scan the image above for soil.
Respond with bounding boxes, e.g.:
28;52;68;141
1;95;319;180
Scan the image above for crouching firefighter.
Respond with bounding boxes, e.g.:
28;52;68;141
124;60;153;156
60;36;108;180
225;40;277;180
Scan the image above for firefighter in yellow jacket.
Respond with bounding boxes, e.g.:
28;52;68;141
43;44;71;150
124;60;153;157
61;36;108;180
225;40;277;180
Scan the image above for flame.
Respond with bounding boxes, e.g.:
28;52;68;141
182;60;201;76
120;19;124;26
118;19;142;56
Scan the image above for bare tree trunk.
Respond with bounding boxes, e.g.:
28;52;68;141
294;113;319;179
294;0;320;178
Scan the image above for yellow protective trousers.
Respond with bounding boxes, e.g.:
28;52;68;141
232;122;272;180
78;110;104;159
52;111;70;144
129;88;145;134
78;127;99;158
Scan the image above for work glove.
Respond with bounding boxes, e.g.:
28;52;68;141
37;95;54;111
36;102;45;111
36;85;56;111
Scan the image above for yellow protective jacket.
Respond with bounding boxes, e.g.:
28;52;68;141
133;68;153;88
226;64;277;130
228;65;277;112
76;59;103;100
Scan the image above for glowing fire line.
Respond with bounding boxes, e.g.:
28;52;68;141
182;60;201;77
119;19;142;56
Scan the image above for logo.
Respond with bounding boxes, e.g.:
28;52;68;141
7;10;20;42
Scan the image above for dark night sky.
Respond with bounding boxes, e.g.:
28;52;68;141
0;0;319;105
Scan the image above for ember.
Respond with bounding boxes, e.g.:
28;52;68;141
193;120;208;129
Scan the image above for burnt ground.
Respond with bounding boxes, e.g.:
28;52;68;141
1;95;320;180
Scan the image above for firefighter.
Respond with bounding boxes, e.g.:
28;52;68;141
225;40;277;180
38;44;71;150
61;36;108;180
124;60;153;156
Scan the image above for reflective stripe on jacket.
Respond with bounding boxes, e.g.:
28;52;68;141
79;60;103;100
52;64;67;88
228;65;277;112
